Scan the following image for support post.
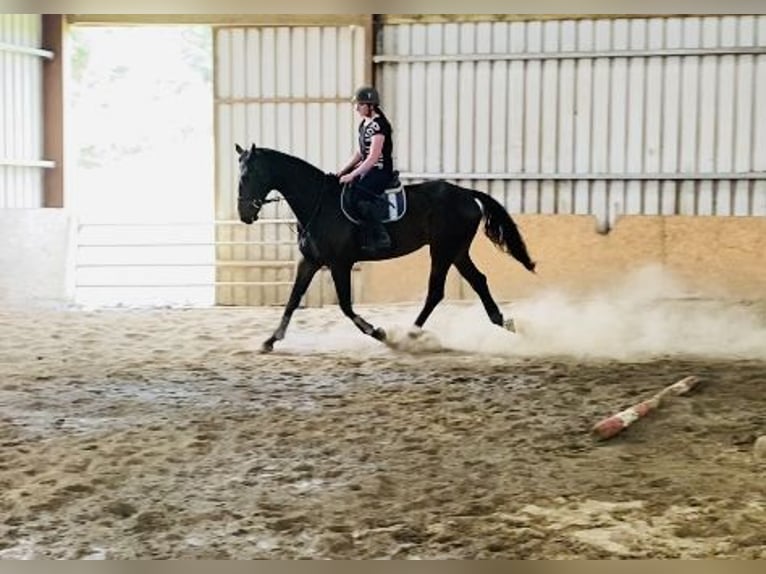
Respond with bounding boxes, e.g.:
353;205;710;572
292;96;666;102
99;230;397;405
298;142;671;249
42;14;65;208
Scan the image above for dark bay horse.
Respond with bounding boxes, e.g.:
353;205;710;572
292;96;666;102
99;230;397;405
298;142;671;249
235;143;536;352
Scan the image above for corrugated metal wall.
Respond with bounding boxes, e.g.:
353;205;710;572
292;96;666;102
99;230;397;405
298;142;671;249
376;15;766;229
214;23;367;305
0;14;50;208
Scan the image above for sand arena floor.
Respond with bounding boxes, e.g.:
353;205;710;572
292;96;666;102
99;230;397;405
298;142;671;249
0;293;764;559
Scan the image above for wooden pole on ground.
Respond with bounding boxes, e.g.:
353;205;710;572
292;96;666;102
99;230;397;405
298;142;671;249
592;376;701;440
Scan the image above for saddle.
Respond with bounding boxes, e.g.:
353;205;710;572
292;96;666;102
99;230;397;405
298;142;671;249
340;172;407;224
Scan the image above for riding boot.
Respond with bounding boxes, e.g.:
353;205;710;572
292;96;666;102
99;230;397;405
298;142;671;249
362;221;391;254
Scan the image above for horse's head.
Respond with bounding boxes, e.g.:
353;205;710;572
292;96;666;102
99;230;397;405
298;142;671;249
235;143;272;224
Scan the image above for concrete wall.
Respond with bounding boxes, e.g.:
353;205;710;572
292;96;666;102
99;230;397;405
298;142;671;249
359;216;766;304
0;209;75;308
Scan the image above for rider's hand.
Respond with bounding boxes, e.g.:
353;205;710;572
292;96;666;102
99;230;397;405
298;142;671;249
339;173;355;184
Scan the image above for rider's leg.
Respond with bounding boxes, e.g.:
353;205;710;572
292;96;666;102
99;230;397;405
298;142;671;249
354;172;391;252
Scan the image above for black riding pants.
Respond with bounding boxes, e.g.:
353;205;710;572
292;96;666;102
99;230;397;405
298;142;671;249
351;169;392;222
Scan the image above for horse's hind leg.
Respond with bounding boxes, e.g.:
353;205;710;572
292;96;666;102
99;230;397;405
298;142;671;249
413;251;453;328
330;263;386;341
262;257;321;352
453;251;514;331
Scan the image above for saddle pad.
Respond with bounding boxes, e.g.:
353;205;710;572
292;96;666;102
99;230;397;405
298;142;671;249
341;184;407;224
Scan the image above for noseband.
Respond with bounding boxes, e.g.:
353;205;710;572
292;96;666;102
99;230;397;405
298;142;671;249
238;195;280;211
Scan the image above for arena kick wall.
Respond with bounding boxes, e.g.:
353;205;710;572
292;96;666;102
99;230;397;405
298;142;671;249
360;215;766;303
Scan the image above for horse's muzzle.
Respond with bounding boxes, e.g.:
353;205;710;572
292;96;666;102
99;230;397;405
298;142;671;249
238;198;261;225
239;210;258;225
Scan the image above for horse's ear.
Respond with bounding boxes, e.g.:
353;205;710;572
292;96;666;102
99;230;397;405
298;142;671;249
235;143;244;155
250;143;257;154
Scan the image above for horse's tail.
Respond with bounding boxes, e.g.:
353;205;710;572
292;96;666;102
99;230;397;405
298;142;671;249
471;190;536;273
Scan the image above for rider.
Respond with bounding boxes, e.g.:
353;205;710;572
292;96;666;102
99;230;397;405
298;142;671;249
338;85;394;253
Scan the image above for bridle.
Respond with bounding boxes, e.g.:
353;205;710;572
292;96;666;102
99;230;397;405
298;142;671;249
239;194;280;212
238;154;281;214
238;160;330;239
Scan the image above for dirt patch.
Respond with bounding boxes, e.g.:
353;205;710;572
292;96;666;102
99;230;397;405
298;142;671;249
0;304;764;558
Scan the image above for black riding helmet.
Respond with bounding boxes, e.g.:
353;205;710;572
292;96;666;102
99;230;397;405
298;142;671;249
352;85;380;105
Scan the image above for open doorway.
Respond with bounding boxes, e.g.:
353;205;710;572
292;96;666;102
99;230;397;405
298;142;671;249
69;25;215;307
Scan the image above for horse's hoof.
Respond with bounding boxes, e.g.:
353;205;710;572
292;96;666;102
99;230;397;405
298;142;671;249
261;341;274;353
503;318;516;333
372;327;387;341
407;326;423;339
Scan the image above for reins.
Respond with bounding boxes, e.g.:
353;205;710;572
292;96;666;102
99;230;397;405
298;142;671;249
242;152;331;240
290;173;330;238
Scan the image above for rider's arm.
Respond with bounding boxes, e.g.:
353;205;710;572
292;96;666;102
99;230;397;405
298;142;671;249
348;134;384;179
338;151;363;176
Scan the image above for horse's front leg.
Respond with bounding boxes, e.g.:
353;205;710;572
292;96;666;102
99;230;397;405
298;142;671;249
262;257;321;352
330;263;386;342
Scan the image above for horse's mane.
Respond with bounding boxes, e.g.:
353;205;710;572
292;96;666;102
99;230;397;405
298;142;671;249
259;147;340;191
258;148;321;176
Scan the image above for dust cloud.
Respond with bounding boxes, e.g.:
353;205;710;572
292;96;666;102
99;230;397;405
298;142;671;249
379;265;766;361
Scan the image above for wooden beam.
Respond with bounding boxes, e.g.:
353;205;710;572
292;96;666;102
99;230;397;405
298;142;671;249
364;15;375;85
66;14;369;27
42;14;65;208
380;14;678;24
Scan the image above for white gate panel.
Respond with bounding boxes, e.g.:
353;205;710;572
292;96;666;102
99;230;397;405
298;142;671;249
215;22;367;306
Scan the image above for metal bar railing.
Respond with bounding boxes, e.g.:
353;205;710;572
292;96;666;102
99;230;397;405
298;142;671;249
374;46;766;64
400;172;766;181
77;282;295;288
77;261;296;268
0;42;54;59
0;158;56;168
77;241;295;247
77;218;295;226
